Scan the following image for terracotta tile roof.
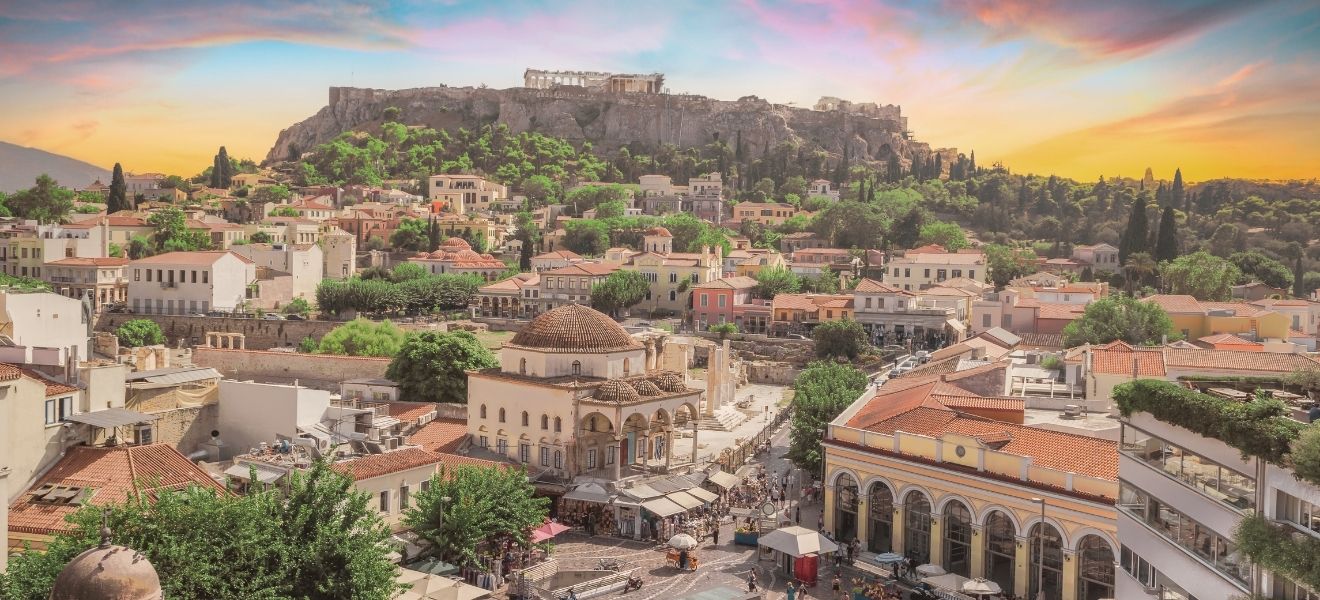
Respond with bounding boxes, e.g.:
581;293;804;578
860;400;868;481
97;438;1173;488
407;418;469;453
384;401;437;423
1145;294;1205;314
1196;333;1262;346
533;250;582;260
1163;348;1320;374
45;257;130;267
541;263;619;277
846;381;951;429
1017;333;1065;350
0;364;22;382
906;244;948;254
922;286;978;297
105;216;149;227
772;293;853;313
8;444;227;536
11;366;79;397
855;278;905;294
1037;303;1087;320
694;276;758;290
1200;302;1271;317
129;250;254;266
1089;342;1167;376
330;447;441;481
1251;298;1312;308
435;452;506;471
480;273;538;293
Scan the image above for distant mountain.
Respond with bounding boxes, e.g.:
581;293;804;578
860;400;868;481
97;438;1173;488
0;141;110;193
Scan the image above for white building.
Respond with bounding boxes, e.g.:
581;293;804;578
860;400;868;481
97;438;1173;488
127;251;256;315
321;227;357;279
887;249;985;291
217;380;383;460
638;175;675;197
0;290;90;366
427;174;509;214
808;179;840;200
1116;383;1320;599
228;242;323;302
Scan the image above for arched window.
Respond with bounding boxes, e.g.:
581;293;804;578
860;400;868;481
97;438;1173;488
669;290;677;301
984;512;1017;595
867;482;894;553
541;414;549;430
554;416;562;432
480;404;487;419
904;492;932;565
942;501;973;577
519;357;527;375
1028;522;1064;600
833;473;859;542
623;357;631;376
498;408;506;423
1077;536;1116;600
521;411;529;426
572;360;582;376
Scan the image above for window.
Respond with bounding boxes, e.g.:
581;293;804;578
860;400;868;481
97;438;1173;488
379;491;390;512
554;450;563;468
1119;545;1154;588
420;480;431;493
943;501;972;577
480;404;487;419
982;314;992;328
968;270;975;280
554;417;562;432
134;269;140;281
904;268;911;278
893;267;900;276
587;448;598;469
937;269;947;281
1027;523;1064;600
541;414;549;430
717;295;725;307
479;435;489;447
903;493;932;565
952;270;962;278
865;297;872;309
203;271;209;284
669;290;676;301
521;411;529;426
1277;490;1320;534
623;357;631;376
1120;424;1255;511
496;438;508;455
134;424;153;445
498;408;506;423
44;397;73;425
191;270;197;284
540;447;550;466
572;361;582;376
923;269;931;278
1076;535;1115;600
669;273;678;283
1001;314;1012;328
1117;480;1249;584
605;445;616;465
146;269;153;282
400;485;410;510
519;443;531;463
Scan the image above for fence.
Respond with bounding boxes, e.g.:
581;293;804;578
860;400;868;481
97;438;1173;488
714;407;792;473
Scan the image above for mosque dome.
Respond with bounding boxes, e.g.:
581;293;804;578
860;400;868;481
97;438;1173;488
49;525;163;600
509;304;641;353
595;379;641;403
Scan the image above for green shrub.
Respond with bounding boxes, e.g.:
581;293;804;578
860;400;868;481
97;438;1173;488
708;323;738;335
115;319;165;347
1236;514;1320;592
1113;379;1303;465
1292;427;1320;488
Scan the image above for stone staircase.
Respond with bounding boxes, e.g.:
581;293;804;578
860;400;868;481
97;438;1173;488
695;406;750;431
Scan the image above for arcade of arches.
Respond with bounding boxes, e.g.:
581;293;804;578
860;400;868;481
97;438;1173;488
826;471;1116;600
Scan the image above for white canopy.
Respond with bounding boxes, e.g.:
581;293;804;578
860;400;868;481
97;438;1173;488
666;491;704;510
962;578;1003;596
563;482;610;504
706;470;741;490
686;487;719;503
395;569;490;600
642;496;685;518
757;526;839;557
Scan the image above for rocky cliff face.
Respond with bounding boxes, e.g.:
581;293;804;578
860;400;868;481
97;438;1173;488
266;85;955;170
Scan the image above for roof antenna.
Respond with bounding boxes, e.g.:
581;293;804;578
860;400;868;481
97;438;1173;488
98;508;112;548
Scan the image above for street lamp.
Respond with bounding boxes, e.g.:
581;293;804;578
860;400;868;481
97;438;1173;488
1032;497;1045;600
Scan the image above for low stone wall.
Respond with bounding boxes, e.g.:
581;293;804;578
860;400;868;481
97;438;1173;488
191;347;391;391
745;361;799;385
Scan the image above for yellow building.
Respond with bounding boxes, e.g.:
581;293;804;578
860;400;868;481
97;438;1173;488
733;250;786;279
605;228;722;315
1146;295;1291;341
824;377;1119;600
731;202;799;227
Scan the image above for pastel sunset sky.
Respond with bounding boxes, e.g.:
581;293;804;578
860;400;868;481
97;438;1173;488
2;0;1318;181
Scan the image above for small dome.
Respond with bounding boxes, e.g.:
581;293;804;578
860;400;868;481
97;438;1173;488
454;250;482;260
651;370;687;393
50;543;163;600
631;379;663;396
510;304;641;352
595;379;641;403
440;237;471;250
646;227;673;237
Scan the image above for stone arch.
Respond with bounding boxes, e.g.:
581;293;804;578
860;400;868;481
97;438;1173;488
1068;528;1116;554
1022;515;1072;550
865;478;896;553
934;492;976;516
976;504;1024;531
540;414;550;430
650;408;670;428
896;485;932;507
673;402;699;427
1076;534;1117;600
580;412;615;433
479;404;487;419
901;487;934;565
982;510;1018;595
830;467;863;489
833;471;860;542
942;498;974;577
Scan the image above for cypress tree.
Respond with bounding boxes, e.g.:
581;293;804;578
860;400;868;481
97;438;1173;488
1171;168;1185;213
1155;182;1168;207
1154;206;1179;263
210;154;222;189
968;150;976;174
107;162;128;213
218;146;233;188
886;154;901;183
1119;196;1150;265
934;153;942;180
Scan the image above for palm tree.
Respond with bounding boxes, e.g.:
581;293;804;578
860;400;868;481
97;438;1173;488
1125;252;1157;295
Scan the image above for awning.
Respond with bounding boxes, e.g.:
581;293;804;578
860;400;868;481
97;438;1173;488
223;462;286;484
706;470;741;490
641;497;685;518
758;526;839;557
620;483;663;500
648;478;682;493
562;482;610;504
64;408;158;429
945;318;967;332
666;491;703;510
686;487;719;503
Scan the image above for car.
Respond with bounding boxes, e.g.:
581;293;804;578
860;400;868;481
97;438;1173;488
284;314;306;321
189;313;206;317
262;313;285;320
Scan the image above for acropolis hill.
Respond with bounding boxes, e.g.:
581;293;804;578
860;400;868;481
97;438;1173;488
265;74;955;171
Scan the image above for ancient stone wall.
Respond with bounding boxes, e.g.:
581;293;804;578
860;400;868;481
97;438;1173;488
192;347;391;391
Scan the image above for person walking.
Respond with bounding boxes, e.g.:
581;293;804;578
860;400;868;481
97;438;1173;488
831;575;842;597
712;523;720;547
787;580;798;600
747;570;758;592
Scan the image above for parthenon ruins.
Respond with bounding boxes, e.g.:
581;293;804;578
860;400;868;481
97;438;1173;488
523;68;665;93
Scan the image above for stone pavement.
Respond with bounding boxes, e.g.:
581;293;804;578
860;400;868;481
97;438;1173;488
674;380;792;465
509;424;918;600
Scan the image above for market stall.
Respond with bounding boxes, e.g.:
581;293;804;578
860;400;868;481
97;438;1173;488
757;525;838;586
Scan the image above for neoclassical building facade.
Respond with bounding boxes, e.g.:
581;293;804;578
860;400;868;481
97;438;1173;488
823;377;1119;600
466;304;702;482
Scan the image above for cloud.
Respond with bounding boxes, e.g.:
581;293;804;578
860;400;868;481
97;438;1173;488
70;119;98;140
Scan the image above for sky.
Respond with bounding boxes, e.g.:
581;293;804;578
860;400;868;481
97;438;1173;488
2;0;1318;182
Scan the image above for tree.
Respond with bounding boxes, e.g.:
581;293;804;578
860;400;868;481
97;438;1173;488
8;175;74;224
754;266;801;299
801;270;840;294
390;217;430;251
1160;251;1240;301
127;235;153;259
520;175;562;206
404;465;549;567
562;220;610;256
114;319;165;347
594;199;627;219
812;319;868;360
0;461;400;600
984;244;1037;288
1170;167;1185;211
514;211;540;271
709;322;738;336
590;270;649;316
366;236;387;252
1229;251;1293;290
787;361;868;474
270;206;299;217
210;146;234;189
1119;196;1150;265
1124;252;1158;294
147;206;211;252
891;208;925;249
1154;206;1179;263
315;318;407;356
249;231;272;244
1062;296;1178;347
107;163;130;213
918;221;968;251
386;330;498;404
282;297;312;316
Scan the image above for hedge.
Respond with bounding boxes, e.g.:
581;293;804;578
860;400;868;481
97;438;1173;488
1236;514;1320;592
1113;379;1304;465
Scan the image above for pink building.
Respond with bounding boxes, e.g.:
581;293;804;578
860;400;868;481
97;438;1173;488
692;276;757;330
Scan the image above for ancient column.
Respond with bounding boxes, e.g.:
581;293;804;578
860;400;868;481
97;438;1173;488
690;424;699;465
704;345;721;416
238;334;246;350
612;436;622;480
664;428;673;471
